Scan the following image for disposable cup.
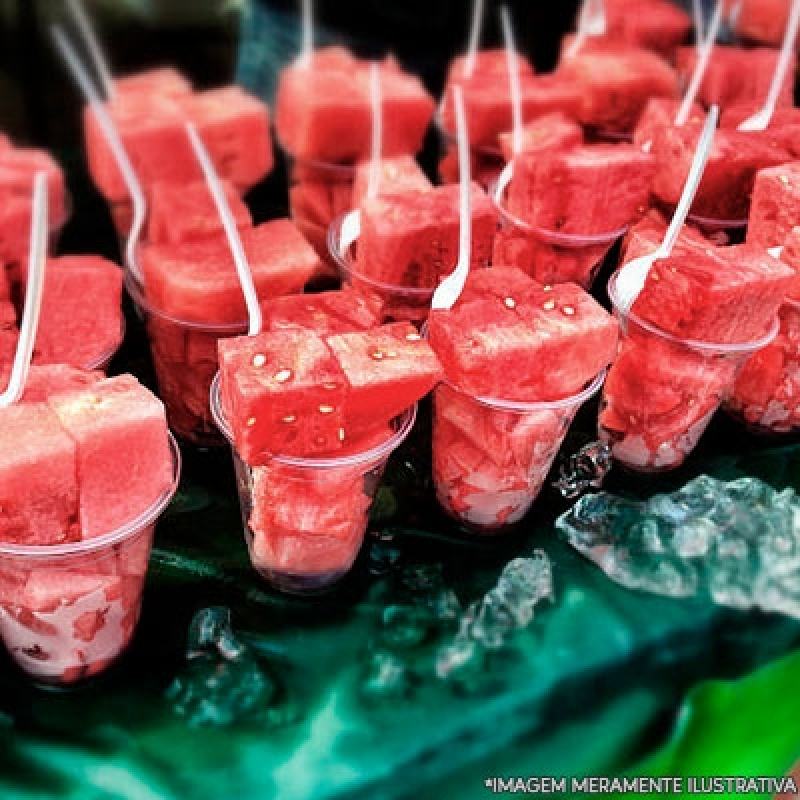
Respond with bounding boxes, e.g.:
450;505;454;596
0;433;180;686
432;372;605;533
724;297;800;434
489;164;624;289
598;270;779;472
125;271;246;447
211;374;416;594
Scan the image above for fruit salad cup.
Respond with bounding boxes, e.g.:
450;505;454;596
725;297;800;434
211;375;417;594
599;271;779;472
489;165;624;289
328;211;439;326
432;372;606;533
0;433;180;686
126;272;246;447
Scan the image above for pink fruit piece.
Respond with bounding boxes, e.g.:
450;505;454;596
0;146;67;228
779;227;800;302
263;288;382;335
633;97;705;152
0;404;80;545
47;375;173;539
621;209;710;265
498;111;584;162
351;155;432;209
721;106;800;158
19;365;104;404
605;0;691;58
747;163;800;249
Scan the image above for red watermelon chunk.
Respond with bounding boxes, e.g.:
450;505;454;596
633;97;705;152
0;404;79;545
747;163;800;248
631;244;793;343
30;256;122;370
675;45;795;112
605;0;691;58
508;144;655;235
218;330;348;462
733;0;790;46
428;268;618;402
114;66;192;98
779;227;800;301
147;179;252;245
498;111;583;161
650;119;791;222
325;322;441;436
0;147;67;228
557;45;678;134
140;219;319;324
19;365;104;404
47;375;173;539
721;106;800;158
275;48;435;163
174;86;273;192
20;570;122;613
263;288;382;334
351;156;432;209
356;183;496;289
621;210;710;265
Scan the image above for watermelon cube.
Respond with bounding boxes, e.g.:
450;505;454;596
508;144;655;235
47;375;173;539
605;0;691;58
621;210;709;265
733;0;790;46
675;45;795;112
779;226;800;301
0;404;79;545
721;106;800;158
631;244;794;343
747;163;800;248
0;147;67;229
140;219;319;324
498;111;583;161
20;365;104;404
263;288;382;335
275;48;435;163
355;183;496;289
557;45;678;134
146;179;252;245
30;256;123;370
650;119;791;222
325;322;441;436
427;268;618;402
351;156;432;209
633;97;704;152
174;86;273;192
218;329;348;461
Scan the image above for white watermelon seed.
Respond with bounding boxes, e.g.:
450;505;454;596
338;428;346;441
504;296;516;309
562;305;575;316
543;300;556;311
370;349;386;360
246;416;257;427
322;382;338;390
406;332;422;341
780;174;790;185
273;368;292;383
318;404;335;414
543;284;553;291
252;354;266;368
386;350;397;358
282;414;296;423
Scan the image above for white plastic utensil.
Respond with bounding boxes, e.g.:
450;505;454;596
0;173;48;408
51;25;147;285
675;0;724;127
738;0;800;132
299;0;313;68
500;5;524;157
691;0;704;53
431;88;471;312
463;0;486;78
566;0;607;58
66;0;115;100
187;124;262;337
367;62;383;200
616;106;719;313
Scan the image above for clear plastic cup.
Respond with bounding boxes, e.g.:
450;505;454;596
724;297;800;434
598;270;780;472
489;164;624;289
328;211;444;326
0;433;180;686
126;272;246;447
685;211;748;235
85;316;126;373
432;372;605;533
211;374;416;594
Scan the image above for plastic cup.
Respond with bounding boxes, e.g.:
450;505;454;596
328;211;446;326
685;210;748;235
432;372;605;533
0;433;180;686
724;297;800;434
210;374;417;594
125;272;246;447
598;270;779;472
489;166;625;289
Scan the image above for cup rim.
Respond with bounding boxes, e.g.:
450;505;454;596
85;316;127;372
686;211;749;231
489;163;629;247
276;138;359;178
124;269;250;334
210;372;417;468
440;367;607;413
608;270;781;354
327;211;441;299
0;432;181;559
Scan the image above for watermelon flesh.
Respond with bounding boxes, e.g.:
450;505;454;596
437;142;505;190
507;143;655;236
263;288;382;335
498;111;584;162
556;45;678;134
432;383;574;531
721;106;800;159
604;0;691;58
355;183;496;291
146;179;252;246
351;156;431;209
620;210;711;266
427;268;618;403
18;365;103;404
675;45;795;112
747;163;800;248
733;0;791;46
275;48;434;163
633;97;705;152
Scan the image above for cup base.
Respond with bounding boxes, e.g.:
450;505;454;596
254;566;349;595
